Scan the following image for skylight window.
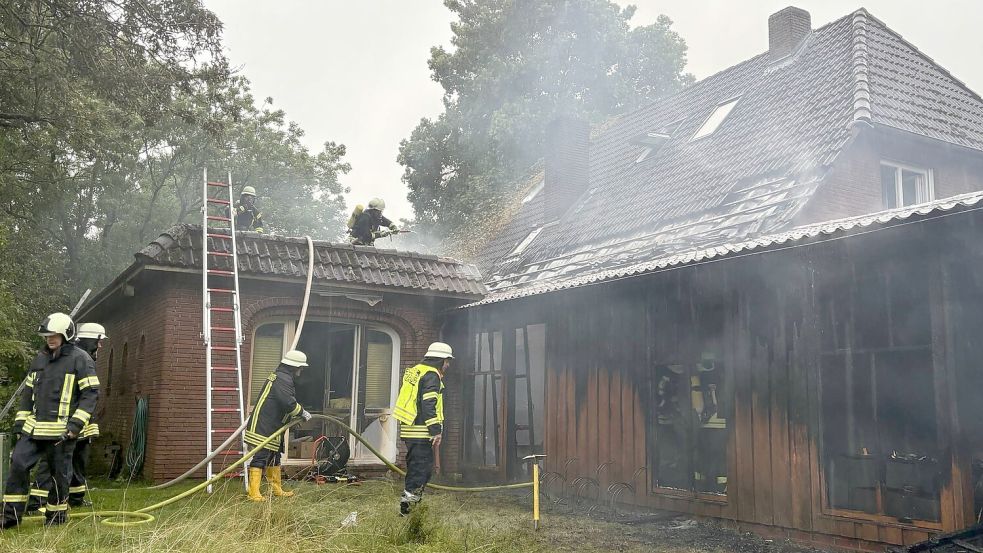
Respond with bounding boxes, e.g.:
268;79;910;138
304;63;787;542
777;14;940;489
691;98;740;141
509;226;545;257
522;179;544;203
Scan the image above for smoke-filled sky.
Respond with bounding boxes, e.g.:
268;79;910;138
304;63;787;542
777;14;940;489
204;1;983;223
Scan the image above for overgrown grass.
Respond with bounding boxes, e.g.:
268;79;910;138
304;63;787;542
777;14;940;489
0;476;786;552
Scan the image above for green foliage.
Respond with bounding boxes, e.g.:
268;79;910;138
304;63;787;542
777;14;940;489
0;1;351;377
399;0;693;237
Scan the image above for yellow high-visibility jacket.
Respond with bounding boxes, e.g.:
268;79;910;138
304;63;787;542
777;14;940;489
394;363;444;440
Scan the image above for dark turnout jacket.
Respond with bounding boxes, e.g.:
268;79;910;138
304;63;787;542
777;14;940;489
350;209;394;245
245;364;303;451
15;343;99;439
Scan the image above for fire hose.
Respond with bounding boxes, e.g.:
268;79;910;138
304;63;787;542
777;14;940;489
17;233;531;528
23;413;532;527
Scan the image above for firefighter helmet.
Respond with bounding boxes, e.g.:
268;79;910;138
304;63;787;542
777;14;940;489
241;186;257;197
281;349;309;368
77;322;108;340
367;198;385;211
38;312;75;341
424;342;454;359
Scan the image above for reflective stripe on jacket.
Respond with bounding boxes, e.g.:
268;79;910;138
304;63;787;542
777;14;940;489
18;344;99;440
395;362;444;440
245;365;303;452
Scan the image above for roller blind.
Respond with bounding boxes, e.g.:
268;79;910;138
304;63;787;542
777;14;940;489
250;324;284;405
364;331;393;409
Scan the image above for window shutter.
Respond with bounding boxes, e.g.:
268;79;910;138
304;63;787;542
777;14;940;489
250;330;284;405
364;333;393;409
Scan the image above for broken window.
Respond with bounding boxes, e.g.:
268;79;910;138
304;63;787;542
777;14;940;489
819;266;941;522
467;331;504;468
653;355;729;495
881;162;933;209
652;298;730;496
512;324;546;477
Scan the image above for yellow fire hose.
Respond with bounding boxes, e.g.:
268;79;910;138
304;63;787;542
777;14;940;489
21;414;532;528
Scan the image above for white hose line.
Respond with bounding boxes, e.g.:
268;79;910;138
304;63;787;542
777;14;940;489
151;235;316;490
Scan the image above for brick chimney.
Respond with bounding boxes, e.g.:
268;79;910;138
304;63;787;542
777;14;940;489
544;116;590;221
768;6;811;60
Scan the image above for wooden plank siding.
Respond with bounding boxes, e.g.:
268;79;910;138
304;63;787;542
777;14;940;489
459;212;983;550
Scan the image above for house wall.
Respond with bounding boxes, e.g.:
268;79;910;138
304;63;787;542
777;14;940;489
88;270;463;482
458;210;983;551
797;127;983;224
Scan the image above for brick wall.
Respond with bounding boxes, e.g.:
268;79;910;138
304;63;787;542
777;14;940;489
88;269;465;482
797;127;983;224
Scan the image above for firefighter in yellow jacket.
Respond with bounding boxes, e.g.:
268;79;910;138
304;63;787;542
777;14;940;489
393;342;452;515
2;313;99;528
244;349;311;501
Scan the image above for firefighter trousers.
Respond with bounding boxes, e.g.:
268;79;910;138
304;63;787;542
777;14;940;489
28;439;91;511
2;437;76;527
248;448;282;468
403;439;434;495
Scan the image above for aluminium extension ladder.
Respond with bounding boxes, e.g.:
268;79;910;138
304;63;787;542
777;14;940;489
201;168;248;492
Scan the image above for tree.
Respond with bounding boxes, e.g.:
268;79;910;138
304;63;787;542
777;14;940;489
399;0;692;237
0;1;352;385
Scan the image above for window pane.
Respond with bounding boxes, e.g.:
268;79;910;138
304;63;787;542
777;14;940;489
901;169;924;206
692;99;739;140
693;355;728;494
364;330;393;409
250;323;284;404
881;165;898;209
654;364;691;490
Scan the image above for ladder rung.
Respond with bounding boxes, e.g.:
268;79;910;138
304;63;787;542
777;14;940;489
206;233;233;240
211;428;239;433
207;198;231;205
210;326;235;332
207;251;234;257
207;181;230;187
207;269;235;275
207;288;236;293
207;215;231;222
212;386;239;392
212;407;241;413
211;346;236;351
212;366;239;372
209;307;234;312
213;449;243;455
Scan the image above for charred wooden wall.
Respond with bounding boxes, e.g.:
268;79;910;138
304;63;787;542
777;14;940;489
456;210;983;550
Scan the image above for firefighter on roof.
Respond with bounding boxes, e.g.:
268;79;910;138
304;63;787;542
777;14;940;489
393;342;452;515
244;349;311;501
1;313;99;528
348;198;398;246
26;322;107;514
235;185;265;232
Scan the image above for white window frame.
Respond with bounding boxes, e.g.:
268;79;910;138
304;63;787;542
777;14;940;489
880;161;934;209
691;97;740;141
508;226;545;257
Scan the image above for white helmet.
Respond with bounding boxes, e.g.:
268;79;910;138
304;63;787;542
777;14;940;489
281;349;309;368
77;322;108;340
38;312;75;341
367;198;385;211
241;186;257;197
424;342;454;359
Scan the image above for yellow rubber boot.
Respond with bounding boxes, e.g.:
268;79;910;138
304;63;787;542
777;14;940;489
247;467;264;502
266;466;294;497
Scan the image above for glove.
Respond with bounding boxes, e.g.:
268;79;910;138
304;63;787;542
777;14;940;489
301;409;312;422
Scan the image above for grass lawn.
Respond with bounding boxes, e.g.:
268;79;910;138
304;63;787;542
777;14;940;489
0;477;826;553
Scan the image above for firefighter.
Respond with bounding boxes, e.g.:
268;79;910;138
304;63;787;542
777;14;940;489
25;322;107;513
244;349;311;501
1;313;99;528
349;198;398;246
235;186;265;232
393;342;452;516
